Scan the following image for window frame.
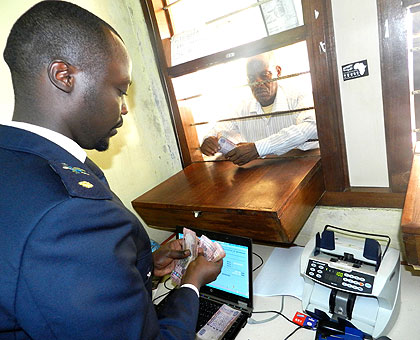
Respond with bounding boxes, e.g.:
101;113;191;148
377;0;413;194
140;0;412;208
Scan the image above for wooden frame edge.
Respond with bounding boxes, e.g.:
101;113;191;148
319;190;405;208
377;0;414;193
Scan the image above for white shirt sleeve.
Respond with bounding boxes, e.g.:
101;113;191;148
254;110;318;157
180;283;199;297
202;120;246;145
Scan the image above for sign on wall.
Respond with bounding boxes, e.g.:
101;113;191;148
342;60;369;81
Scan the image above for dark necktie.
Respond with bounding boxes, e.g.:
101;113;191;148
84;157;109;187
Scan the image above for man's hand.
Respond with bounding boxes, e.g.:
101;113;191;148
181;249;224;289
225;142;259;166
200;136;219;156
152;239;191;277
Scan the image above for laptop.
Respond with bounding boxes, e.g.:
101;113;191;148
176;226;253;340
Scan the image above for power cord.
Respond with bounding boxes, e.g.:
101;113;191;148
247;296;285;324
249;251;280;325
248;303;312;339
152;276;173;303
249;306;294;326
252;251;264;272
163;276;173;290
284;326;303;340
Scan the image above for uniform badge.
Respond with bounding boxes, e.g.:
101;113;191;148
78;181;94;189
50;161;111;200
62;163;89;175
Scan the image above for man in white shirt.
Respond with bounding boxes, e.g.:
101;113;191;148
200;53;318;166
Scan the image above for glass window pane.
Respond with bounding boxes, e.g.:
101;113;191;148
167;0;304;66
172;42;316;160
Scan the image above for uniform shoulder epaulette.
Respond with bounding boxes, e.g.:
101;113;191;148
49;161;112;200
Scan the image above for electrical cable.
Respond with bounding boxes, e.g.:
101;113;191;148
163;276;173;290
152;290;170;303
249;300;295;327
252;309;294;325
247;296;285;325
248;313;279;324
152;277;173;303
284;326;302;340
249;252;282;324
249;308;312;339
252;251;264;272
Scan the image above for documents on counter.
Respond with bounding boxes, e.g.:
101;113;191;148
171;227;226;286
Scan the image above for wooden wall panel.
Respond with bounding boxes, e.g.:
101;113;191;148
378;0;414;192
303;0;349;192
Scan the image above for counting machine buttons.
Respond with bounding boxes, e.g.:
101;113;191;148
308;260;373;293
343;278;364;285
342;282;364;292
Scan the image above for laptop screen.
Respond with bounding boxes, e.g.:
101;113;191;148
206;240;249;298
176;227;253;308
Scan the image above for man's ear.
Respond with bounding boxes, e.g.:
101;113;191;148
275;65;282;78
47;60;75;93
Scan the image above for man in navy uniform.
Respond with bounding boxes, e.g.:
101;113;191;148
0;1;223;339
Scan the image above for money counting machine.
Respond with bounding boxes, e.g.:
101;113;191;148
300;225;401;338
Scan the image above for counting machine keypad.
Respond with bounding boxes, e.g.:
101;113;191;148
306;259;374;295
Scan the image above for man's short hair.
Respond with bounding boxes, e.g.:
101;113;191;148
246;51;277;76
3;1;122;83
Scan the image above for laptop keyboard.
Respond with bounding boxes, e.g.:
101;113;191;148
196;298;248;340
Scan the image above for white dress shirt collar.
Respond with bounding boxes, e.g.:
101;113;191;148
251;86;289;114
1;120;87;163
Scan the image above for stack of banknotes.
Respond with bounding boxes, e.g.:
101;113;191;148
196;304;241;340
171;227;225;286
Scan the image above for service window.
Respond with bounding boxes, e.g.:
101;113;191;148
145;0;320;163
135;0;353;240
172;42;315;162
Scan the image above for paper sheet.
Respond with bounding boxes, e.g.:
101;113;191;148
254;246;304;299
260;0;300;35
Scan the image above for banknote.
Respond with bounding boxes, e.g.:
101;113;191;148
199;235;225;262
184;227;198;259
171;227;197;285
218;136;236;154
196;304;241;340
171;228;226;286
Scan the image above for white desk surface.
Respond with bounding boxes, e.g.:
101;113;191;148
155;243;420;340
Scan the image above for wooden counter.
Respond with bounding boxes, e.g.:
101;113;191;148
132;151;324;244
401;142;420;266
